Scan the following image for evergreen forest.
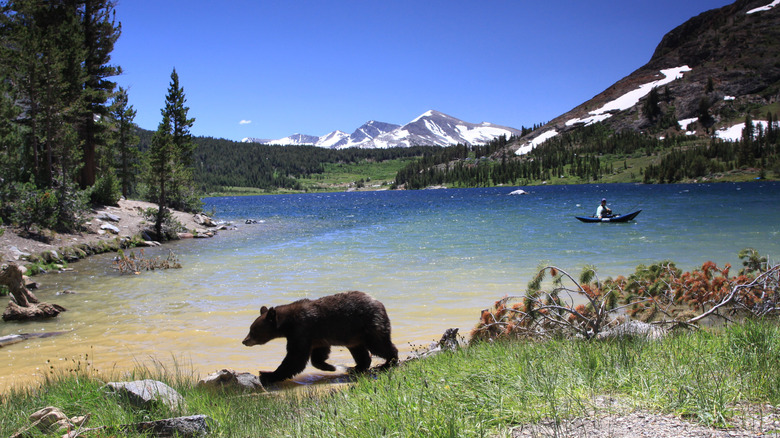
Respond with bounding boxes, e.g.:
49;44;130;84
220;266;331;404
392;115;780;189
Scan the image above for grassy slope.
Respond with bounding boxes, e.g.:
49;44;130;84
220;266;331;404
2;321;778;437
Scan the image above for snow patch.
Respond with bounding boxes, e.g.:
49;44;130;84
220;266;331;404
677;117;699;135
715;120;771;142
724;96;735;101
566;66;692;127
747;0;780;14
515;130;558;155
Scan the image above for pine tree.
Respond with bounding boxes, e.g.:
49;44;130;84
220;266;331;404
164;68;197;212
77;0;122;189
642;86;661;122
145;68;198;240
109;86;139;198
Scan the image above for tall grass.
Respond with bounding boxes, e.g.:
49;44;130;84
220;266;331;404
2;321;779;437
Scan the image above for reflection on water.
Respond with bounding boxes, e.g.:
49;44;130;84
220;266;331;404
2;183;779;390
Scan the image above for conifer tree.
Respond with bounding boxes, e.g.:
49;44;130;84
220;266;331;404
77;0;122;189
145;68;197;240
109;86;139;198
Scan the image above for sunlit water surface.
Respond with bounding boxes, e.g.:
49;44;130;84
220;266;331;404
2;183;779;390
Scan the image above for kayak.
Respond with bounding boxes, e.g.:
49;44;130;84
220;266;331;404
575;210;641;223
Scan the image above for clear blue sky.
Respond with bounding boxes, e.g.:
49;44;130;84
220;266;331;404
111;0;735;142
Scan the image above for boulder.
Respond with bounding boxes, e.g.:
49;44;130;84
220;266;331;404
197;369;265;392
9;406;89;438
96;211;121;222
8;246;30;261
105;379;185;410
62;415;211;438
193;213;216;227
597;319;668;340
100;223;120;234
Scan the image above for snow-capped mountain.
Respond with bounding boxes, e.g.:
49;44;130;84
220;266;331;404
359;110;521;149
244;110;521;149
315;130;349;148
332;120;401;149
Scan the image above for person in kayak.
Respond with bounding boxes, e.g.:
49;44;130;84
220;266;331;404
596;198;612;218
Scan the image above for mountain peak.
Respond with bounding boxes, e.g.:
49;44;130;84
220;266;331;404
246;110;519;149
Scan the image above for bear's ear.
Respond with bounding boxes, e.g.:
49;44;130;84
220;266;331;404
260;305;268;315
266;307;277;324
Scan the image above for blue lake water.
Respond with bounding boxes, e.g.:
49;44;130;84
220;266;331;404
2;182;779;388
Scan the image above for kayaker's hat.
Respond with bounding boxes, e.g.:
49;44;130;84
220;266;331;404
601;198;606;202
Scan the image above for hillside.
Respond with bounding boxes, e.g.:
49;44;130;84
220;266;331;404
390;0;779;189
509;0;779;155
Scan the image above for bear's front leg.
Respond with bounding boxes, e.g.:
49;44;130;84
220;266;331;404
259;339;311;386
311;346;336;372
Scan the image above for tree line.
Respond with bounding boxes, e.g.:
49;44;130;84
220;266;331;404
392;115;780;189
0;0;198;239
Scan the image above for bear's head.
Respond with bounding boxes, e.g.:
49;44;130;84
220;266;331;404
242;306;279;347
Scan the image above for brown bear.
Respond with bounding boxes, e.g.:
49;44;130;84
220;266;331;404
242;290;398;385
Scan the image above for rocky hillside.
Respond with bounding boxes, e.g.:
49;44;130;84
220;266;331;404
508;0;780;155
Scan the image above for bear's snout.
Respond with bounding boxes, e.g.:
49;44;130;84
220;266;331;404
242;335;257;346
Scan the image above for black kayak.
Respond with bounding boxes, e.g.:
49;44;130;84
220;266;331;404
575;210;641;223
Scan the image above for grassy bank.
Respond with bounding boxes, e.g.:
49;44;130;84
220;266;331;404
2;320;779;437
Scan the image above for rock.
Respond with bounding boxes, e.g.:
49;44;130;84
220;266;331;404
61;415;211;438
56;289;76;295
96;211;121;222
9;406;89;438
193;213;216;227
100;223;120;234
178;232;194;239
105;379;186;410
597;320;668;340
509;189;529;195
40;250;62;264
131;415;210;438
8;246;29;261
197;369;265;392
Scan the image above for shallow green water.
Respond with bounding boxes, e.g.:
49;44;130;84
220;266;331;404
2;182;778;389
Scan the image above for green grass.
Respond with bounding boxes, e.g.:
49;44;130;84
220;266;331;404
207;158;416;196
3;320;779;437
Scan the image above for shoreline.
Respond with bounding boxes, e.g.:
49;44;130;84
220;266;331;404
0;199;221;270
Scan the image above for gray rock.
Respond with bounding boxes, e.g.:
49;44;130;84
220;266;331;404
100;223;120;234
197;369;264;392
96;211;121;222
133;415;210;437
193;213;216;227
597;320;668;340
8;246;30;261
105;379;185;410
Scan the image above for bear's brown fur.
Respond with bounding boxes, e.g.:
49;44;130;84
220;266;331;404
242;290;398;385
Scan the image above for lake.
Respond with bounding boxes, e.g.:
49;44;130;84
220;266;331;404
2;182;779;389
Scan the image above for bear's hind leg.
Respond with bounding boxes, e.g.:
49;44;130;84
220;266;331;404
311;346;336;372
348;346;372;371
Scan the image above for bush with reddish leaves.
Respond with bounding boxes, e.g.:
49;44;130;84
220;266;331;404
471;249;779;342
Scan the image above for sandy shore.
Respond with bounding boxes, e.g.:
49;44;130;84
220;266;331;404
0;199;217;267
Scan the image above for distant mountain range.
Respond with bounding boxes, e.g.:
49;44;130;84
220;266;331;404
242;110;522;149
